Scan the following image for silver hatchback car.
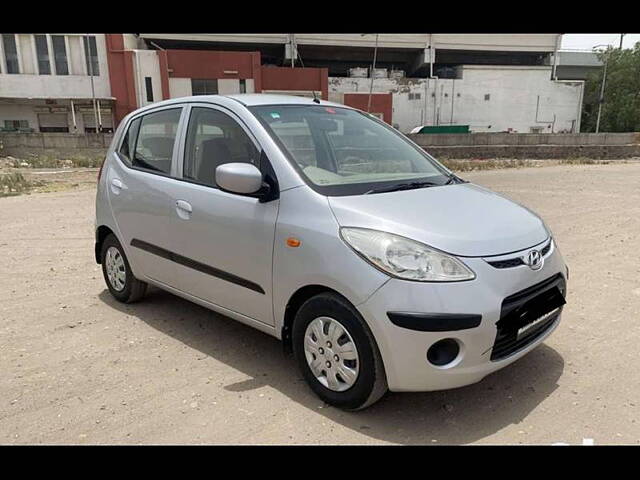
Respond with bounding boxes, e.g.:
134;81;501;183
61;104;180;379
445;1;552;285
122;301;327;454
95;94;568;410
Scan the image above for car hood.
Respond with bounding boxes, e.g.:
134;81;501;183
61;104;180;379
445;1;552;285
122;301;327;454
327;183;548;257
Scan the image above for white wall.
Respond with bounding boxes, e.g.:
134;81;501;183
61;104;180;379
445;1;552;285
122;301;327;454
17;34;36;74
431;34;558;52
169;78;192;98
218;78;239;95
123;34;140;50
132;50;163;107
0;34;111;100
0;104;40;131
329;66;584;133
67;36;85;75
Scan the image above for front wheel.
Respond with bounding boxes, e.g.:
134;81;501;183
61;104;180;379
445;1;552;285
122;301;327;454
292;293;387;410
100;233;147;303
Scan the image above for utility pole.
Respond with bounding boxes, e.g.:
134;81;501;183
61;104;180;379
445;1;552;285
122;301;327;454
619;33;626;49
288;34;296;68
367;34;379;114
86;34;100;134
595;47;609;133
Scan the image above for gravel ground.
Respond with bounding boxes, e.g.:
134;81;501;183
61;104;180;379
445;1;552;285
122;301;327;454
1;163;639;445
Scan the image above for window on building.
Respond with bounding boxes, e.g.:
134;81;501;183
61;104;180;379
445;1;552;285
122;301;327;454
133;108;182;174
183;107;259;187
118;117;141;164
82;35;99;76
34;35;51;75
239;79;247;94
38;113;69;133
2;34;19;74
145;77;154;103
83;112;114;133
191;79;218;96
484;94;491;101
3;120;29;131
434;65;462;79
51;35;68;75
408;92;421;100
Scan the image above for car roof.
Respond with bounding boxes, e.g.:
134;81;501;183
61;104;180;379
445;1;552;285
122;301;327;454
223;93;347;108
129;94;352;115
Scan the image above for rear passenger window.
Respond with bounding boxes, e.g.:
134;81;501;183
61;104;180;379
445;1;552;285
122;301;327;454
133;108;181;175
118;117;141;164
183;107;259;187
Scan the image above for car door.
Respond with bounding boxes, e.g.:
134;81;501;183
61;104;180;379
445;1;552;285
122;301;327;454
107;105;188;289
168;103;279;326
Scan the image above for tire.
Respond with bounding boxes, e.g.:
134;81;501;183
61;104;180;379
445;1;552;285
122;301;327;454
292;292;387;410
100;233;147;304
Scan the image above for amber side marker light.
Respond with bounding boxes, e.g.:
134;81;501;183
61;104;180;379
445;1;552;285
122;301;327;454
286;237;301;248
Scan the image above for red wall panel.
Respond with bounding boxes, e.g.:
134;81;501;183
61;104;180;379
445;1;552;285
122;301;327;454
105;34;138;125
166;50;259;79
157;50;170;100
261;67;328;99
343;93;393;124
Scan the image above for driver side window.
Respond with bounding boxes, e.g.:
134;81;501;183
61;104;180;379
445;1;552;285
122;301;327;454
183;107;259;188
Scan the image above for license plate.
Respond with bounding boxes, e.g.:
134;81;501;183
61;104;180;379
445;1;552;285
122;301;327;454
517;307;561;338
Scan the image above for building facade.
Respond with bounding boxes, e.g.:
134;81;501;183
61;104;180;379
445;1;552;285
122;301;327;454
0;33;114;133
0;33;597;135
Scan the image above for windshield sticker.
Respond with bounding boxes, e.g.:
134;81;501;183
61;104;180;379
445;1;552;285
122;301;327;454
325;107;336;114
270;112;281;119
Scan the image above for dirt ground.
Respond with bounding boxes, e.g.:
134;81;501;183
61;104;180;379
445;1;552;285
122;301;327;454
1;163;639;445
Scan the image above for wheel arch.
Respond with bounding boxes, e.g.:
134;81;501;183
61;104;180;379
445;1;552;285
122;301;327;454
95;225;116;264
281;284;355;353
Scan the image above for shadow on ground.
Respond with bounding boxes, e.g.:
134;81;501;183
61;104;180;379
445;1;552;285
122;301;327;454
99;286;564;444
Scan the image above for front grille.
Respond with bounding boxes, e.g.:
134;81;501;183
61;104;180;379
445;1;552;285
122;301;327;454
490;273;566;361
488;257;524;269
541;240;552;256
487;238;552;269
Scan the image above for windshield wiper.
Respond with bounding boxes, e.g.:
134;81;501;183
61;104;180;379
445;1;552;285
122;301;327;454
444;173;467;185
365;180;441;195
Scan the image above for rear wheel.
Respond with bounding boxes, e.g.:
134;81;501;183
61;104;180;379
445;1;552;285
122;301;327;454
101;234;147;303
292;292;387;410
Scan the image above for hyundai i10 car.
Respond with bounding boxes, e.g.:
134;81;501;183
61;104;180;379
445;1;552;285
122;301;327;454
95;94;568;410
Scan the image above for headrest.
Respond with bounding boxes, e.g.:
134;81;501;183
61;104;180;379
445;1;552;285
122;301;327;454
198;138;233;183
141;136;175;158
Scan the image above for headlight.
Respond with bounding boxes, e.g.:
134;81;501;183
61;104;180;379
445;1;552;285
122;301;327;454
340;227;475;282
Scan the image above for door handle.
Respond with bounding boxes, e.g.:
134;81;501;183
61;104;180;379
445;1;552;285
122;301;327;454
175;200;192;219
110;178;124;194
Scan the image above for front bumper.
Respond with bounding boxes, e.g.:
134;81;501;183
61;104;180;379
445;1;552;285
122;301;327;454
357;239;568;392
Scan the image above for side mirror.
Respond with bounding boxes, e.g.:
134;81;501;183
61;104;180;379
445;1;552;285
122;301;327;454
215;163;263;195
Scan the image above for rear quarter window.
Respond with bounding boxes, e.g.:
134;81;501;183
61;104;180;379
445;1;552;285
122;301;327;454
118;117;141;165
133;108;182;175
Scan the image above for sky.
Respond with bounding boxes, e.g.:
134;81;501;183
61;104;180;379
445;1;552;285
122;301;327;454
561;33;640;50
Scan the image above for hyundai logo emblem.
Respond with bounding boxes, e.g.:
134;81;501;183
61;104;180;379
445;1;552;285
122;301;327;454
525;249;543;270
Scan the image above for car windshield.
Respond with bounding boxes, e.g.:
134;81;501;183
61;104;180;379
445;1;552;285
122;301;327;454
249;104;451;196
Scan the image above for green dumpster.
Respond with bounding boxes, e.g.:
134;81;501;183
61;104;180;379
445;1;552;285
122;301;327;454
415;125;470;134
